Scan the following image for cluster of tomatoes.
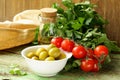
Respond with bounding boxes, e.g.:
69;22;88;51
51;37;109;72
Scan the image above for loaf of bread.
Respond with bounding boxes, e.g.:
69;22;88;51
0;21;38;50
0;10;41;50
13;10;41;25
0;20;38;29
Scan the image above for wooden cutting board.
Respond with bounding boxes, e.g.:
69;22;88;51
0;44;120;80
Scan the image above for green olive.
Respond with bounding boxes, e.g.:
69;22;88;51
31;56;39;60
57;52;66;60
39;51;48;60
45;57;55;61
26;52;34;58
35;47;47;56
48;47;60;58
47;44;56;51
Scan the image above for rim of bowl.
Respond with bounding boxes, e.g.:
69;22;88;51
21;45;72;62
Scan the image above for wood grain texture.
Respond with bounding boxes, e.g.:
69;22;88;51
104;0;120;46
0;0;120;47
95;0;120;47
0;0;5;20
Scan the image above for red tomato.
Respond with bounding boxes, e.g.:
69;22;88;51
91;60;99;72
94;45;109;58
72;46;87;59
87;48;94;59
92;63;99;72
61;39;75;52
80;59;95;72
51;37;63;48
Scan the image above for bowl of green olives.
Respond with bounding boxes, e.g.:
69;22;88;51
21;44;72;77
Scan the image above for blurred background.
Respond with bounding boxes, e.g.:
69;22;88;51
0;0;120;47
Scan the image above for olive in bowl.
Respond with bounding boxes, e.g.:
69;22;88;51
21;45;72;77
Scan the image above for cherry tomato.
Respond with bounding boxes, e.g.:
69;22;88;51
94;45;109;58
91;60;99;72
87;48;94;59
51;37;63;48
72;45;87;59
80;58;95;72
61;39;75;52
92;63;99;72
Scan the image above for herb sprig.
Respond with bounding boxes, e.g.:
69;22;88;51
9;64;27;76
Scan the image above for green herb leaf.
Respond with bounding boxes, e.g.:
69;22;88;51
103;55;111;64
49;23;55;36
85;18;93;25
73;59;81;67
97;34;107;45
73;31;82;39
71;20;82;30
64;63;73;71
41;24;50;36
52;3;64;14
32;27;39;45
105;41;120;52
9;64;27;76
62;0;74;9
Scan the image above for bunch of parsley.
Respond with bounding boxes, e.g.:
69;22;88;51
41;0;120;53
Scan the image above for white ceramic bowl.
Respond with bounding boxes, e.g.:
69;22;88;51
21;45;72;77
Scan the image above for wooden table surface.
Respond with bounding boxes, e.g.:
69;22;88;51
0;44;120;80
